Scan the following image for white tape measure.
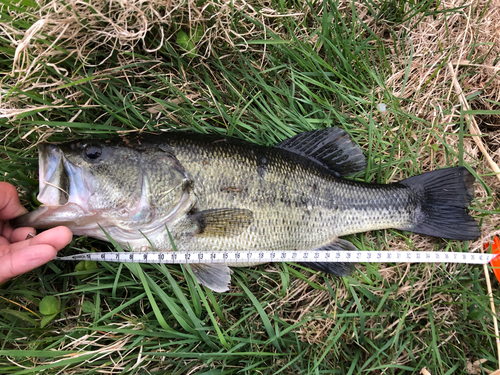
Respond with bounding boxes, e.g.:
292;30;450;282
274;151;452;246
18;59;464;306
55;250;496;265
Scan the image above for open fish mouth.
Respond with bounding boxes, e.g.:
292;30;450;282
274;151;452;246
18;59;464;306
37;143;69;207
11;143;89;229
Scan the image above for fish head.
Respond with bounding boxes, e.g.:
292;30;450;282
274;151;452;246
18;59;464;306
37;141;131;210
13;139;195;243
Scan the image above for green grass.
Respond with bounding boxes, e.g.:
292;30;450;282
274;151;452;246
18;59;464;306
1;0;500;373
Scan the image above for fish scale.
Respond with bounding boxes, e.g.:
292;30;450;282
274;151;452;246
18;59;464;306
160;135;414;255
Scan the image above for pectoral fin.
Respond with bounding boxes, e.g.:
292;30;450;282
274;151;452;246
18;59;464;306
299;239;357;276
190;208;253;237
190;263;233;292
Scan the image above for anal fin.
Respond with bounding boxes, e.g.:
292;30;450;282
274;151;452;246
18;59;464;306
190;263;233;292
299;239;357;276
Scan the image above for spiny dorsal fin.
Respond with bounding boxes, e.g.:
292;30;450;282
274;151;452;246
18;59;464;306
191;208;253;237
299;239;357;276
275;127;367;176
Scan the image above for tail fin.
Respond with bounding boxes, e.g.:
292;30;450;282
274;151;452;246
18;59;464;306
400;167;480;240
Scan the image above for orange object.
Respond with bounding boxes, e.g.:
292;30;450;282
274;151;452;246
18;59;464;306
484;236;500;283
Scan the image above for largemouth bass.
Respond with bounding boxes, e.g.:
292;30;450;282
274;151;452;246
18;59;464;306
13;128;480;291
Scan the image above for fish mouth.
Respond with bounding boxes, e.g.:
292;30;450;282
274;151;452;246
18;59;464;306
37;143;91;208
11;143;89;229
37;143;70;206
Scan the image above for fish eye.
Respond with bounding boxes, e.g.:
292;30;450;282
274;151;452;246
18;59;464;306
85;145;102;160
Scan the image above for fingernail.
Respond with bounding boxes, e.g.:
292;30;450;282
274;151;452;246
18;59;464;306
25;232;36;240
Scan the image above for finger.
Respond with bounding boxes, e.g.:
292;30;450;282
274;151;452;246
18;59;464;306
0;244;57;284
1;221;37;243
0;183;28;221
11;227;37;243
0;225;36;247
0;237;10;247
11;226;73;253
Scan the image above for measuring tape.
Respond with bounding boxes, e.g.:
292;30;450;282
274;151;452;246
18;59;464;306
55;250;497;265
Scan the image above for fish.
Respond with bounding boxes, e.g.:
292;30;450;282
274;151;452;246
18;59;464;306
12;128;481;292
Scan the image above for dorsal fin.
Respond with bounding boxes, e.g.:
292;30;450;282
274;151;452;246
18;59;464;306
275;127;367;176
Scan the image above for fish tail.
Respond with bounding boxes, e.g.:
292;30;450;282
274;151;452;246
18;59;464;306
400;167;480;240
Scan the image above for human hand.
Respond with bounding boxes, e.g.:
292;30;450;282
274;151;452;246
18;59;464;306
0;182;72;284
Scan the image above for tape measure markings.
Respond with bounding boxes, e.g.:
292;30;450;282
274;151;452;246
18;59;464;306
54;250;496;265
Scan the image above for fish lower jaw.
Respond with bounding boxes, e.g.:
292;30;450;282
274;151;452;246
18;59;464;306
125;243;173;252
118;239;165;252
91;222;175;252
